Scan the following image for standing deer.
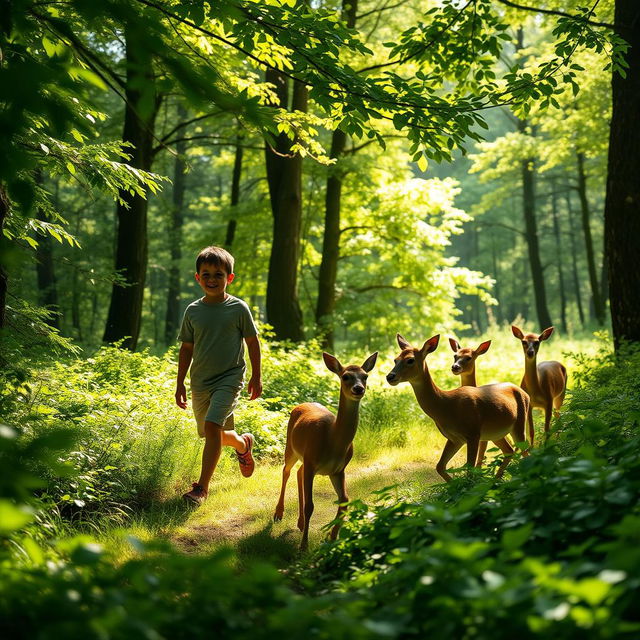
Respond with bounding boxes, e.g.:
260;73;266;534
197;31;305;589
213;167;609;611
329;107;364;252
387;334;529;482
449;337;491;387
512;325;567;443
449;338;499;466
273;351;378;550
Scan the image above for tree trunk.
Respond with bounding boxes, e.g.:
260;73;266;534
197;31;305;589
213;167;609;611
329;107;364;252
103;27;160;350
225;132;243;249
565;191;585;327
491;235;502;324
605;2;640;348
0;185;9;328
515;29;552;329
164;104;187;345
315;128;347;350
264;70;306;342
519;125;553;329
576;152;605;325
34;170;59;328
315;0;358;351
70;195;83;340
550;179;567;333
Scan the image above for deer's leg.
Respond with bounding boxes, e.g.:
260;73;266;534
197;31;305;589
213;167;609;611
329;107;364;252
296;465;305;532
527;404;535;448
273;450;296;522
466;433;480;472
494;437;515;478
476;440;488;467
543;401;553;438
436;439;463;483
300;464;316;551
328;471;348;541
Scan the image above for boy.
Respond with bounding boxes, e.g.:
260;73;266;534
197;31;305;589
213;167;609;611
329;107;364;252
175;246;262;505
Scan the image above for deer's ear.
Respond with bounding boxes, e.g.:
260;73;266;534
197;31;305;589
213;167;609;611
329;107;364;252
475;340;491;356
421;335;440;357
511;325;524;340
449;337;461;352
362;352;378;372
397;334;411;350
539;326;554;341
322;352;342;374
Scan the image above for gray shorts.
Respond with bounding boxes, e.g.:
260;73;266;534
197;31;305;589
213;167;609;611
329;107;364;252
191;385;242;437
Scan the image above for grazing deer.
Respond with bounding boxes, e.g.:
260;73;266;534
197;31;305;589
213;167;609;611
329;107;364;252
512;325;567;443
449;338;497;466
273;351;378;550
387;334;529;482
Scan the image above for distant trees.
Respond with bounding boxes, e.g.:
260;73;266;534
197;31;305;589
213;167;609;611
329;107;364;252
1;0;633;350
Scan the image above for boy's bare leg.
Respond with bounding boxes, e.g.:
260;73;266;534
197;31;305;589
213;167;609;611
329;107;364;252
221;430;248;453
220;416;248;453
197;421;223;489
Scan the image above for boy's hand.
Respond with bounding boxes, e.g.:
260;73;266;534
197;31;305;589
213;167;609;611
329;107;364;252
247;376;262;401
175;383;187;409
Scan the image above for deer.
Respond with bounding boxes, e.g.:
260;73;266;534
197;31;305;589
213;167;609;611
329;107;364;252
511;325;567;444
449;338;499;466
449;337;491;387
386;334;530;482
273;351;378;550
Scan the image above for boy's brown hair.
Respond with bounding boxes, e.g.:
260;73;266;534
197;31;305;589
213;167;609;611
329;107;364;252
196;246;234;275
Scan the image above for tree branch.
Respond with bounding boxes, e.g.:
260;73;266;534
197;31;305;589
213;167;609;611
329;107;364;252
494;0;614;29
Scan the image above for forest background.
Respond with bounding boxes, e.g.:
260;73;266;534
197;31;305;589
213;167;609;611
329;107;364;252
1;0;640;638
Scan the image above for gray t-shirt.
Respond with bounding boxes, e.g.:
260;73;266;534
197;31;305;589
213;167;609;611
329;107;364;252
178;295;258;392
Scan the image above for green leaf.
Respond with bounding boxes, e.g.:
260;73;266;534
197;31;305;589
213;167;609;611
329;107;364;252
0;500;33;533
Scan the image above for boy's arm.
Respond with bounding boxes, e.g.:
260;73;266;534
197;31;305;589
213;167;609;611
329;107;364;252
175;342;194;409
245;335;262;400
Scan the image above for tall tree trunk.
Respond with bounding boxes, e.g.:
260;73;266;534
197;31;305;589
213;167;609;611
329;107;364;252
103;27;160;350
164;104;187;345
225;132;243;249
315;128;347;350
0;185;9;328
70;194;83;340
516;28;552;329
264;70;306;342
550;179;567;333
315;0;358;351
491;235;502;324
519;124;552;329
565;192;585;327
605;1;640;348
576;152;605;325
34;170;59;328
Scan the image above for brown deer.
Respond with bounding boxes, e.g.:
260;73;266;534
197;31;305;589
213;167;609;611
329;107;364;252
512;325;567;443
273;351;378;550
449;337;499;466
387;334;529;482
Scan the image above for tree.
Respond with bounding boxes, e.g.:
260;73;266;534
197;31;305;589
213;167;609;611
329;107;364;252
604;1;640;347
103;26;162;350
264;71;307;342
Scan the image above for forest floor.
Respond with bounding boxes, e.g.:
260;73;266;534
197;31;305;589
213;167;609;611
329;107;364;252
105;427;456;568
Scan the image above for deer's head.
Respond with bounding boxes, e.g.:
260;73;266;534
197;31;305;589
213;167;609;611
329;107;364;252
386;334;439;386
449;338;491;376
323;352;378;401
512;325;554;360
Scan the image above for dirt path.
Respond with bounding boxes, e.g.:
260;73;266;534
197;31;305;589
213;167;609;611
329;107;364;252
169;454;440;565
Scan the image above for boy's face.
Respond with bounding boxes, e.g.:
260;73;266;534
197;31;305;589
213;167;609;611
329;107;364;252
195;262;234;300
